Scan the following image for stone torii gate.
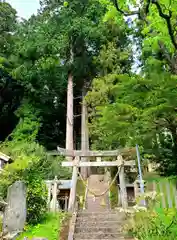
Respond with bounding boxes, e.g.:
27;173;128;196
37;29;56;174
56;147;136;212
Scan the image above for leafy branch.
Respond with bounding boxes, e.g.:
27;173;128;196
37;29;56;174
114;0;177;50
152;1;177;50
113;0;139;16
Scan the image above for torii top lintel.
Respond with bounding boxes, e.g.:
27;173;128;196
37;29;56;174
54;147;135;157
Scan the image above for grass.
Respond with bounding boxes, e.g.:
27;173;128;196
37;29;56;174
110;183;118;209
17;212;66;240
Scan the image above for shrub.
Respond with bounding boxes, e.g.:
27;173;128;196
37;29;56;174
128;207;177;240
125;191;177;240
0;150;48;224
26;179;47;224
0;142;70;224
0;102;70;224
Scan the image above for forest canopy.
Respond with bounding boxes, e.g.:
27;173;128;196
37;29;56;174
0;0;177;176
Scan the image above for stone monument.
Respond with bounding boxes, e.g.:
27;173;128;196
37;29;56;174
3;181;27;239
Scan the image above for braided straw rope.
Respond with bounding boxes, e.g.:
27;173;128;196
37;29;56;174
77;164;123;198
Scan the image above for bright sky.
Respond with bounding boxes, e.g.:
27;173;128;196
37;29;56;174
6;0;40;19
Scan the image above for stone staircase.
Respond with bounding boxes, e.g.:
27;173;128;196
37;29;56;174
73;210;127;239
73;174;130;240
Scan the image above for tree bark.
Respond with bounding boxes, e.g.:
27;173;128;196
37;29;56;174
158;41;177;74
66;73;74;161
81;87;90;179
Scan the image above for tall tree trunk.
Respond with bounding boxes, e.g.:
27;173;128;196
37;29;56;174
81;87;90;179
66;73;73;161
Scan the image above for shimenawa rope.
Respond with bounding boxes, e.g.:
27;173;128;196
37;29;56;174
77;164;123;198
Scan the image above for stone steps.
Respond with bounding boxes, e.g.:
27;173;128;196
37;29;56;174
77;210;121;214
73;175;128;239
76;215;122;220
74;233;124;239
77;211;125;217
75;227;122;233
74;211;126;240
76;221;122;228
76;212;125;222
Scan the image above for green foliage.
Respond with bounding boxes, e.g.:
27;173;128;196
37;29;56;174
0;103;70;224
126;180;177;239
0;0;130;149
105;0;177;53
87;70;177;174
17;213;66;240
0;143;70;224
0;144;48;224
1;0;177;186
11;102;40;140
0;1;17;57
128;208;177;240
141;1;177;53
26;179;47;224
